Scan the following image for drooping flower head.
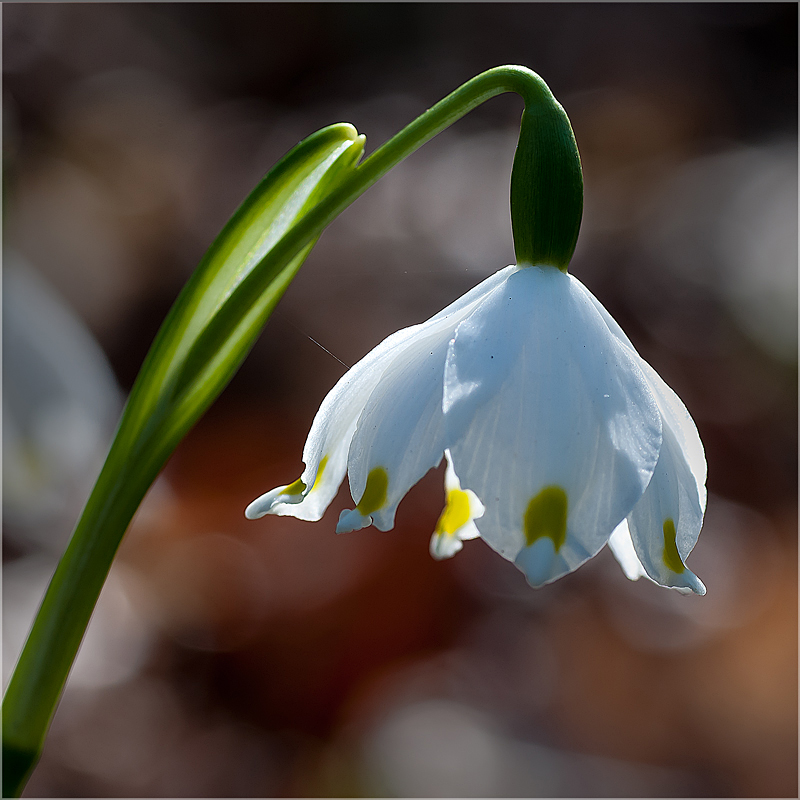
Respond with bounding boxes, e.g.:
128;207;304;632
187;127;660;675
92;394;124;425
246;67;706;595
246;263;706;594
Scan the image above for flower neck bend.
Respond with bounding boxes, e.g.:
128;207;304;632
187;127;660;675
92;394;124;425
266;66;583;278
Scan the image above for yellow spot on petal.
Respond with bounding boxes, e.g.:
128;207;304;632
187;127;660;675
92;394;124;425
356;467;388;515
282;455;330;498
662;518;685;573
309;455;329;492
435;489;471;536
524;486;568;551
281;477;306;496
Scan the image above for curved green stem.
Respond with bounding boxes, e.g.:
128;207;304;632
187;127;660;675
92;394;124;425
1;65;582;798
275;64;582;272
183;65;581;378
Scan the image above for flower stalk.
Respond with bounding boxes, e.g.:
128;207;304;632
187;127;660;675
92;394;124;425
2;65;583;797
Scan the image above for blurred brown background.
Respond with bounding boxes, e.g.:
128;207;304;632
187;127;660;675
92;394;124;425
3;3;797;797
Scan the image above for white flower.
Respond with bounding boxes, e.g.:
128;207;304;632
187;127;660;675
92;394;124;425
246;264;706;595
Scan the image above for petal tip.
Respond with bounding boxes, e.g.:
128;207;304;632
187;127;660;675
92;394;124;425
245;488;285;520
676;570;706;596
655;566;706;596
336;508;372;533
430;532;463;560
245;484;307;520
244;502;265;520
515;538;564;588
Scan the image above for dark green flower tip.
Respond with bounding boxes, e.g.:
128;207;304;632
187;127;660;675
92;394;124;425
510;85;583;272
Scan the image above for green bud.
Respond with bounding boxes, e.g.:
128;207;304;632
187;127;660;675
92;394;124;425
511;88;583;271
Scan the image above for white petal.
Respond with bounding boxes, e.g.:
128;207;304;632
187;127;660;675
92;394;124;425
625;423;707;595
429;531;465;560
637;360;707;513
443;266;663;588
579;276;707;595
258;265;520;528
247;322;422;522
336;506;375;533
427;266;518;324
344;322;450;531
245;483;303;519
338;268;517;533
583;288;707;510
607;519;648;581
429;450;485;560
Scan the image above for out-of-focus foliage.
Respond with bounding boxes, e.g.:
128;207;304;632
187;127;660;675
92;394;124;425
3;4;796;798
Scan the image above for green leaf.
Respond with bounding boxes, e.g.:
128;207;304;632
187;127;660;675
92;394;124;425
2;122;365;798
120;121;366;460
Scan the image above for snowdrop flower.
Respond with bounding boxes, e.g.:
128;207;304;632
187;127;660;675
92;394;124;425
246;263;706;595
